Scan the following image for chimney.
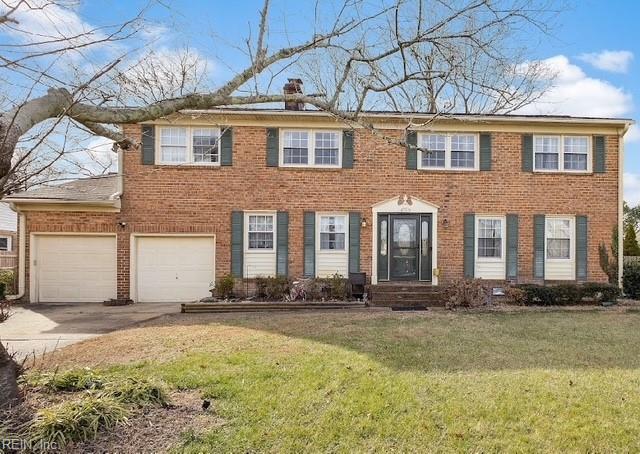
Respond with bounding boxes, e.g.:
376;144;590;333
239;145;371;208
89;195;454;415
283;78;304;111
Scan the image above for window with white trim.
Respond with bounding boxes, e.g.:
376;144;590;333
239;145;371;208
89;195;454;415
281;130;342;167
418;133;478;170
546;218;571;259
247;215;274;250
0;236;9;251
319;215;346;250
158;126;220;165
477;218;503;259
534;135;590;172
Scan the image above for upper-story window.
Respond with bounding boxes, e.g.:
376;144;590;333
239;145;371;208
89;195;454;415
534;135;590;173
280;130;342;167
158;126;220;165
418;133;478;170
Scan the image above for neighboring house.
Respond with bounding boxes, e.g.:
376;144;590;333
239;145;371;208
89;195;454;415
2;82;634;303
0;202;17;268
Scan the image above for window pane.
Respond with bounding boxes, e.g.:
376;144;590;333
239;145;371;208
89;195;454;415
564;153;587;170
451;135;475;168
547;239;570;259
320;233;345;250
0;238;8;251
314;132;339;165
380;220;387;256
192;128;219;163
283;131;309;164
535;153;559;170
161;146;187;163
249;232;273;249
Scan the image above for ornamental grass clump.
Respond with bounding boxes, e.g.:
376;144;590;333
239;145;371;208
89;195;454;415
30;396;129;448
25;368;105;392
99;377;169;407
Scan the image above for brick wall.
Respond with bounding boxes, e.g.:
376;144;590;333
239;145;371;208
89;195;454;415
21;123;619;300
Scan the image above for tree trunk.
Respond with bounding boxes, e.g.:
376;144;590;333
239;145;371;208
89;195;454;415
0;342;20;409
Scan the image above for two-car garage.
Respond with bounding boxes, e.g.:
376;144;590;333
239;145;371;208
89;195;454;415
31;234;215;303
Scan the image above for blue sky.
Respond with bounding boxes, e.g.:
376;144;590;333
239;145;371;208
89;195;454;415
77;1;639;201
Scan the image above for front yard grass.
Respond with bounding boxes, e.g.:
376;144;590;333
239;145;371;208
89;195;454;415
38;309;640;452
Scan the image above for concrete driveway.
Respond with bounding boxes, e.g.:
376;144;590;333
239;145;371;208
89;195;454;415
0;302;179;359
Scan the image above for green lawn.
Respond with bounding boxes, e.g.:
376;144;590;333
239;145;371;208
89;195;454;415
43;309;640;452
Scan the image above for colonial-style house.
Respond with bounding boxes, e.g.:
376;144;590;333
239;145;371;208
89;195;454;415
3;82;634;303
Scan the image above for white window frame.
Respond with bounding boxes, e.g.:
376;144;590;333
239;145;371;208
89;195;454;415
545;216;574;261
475;216;505;262
316;213;348;253
0;236;11;252
279;129;343;168
244;211;276;253
533;135;591;173
417;132;479;171
156;126;222;166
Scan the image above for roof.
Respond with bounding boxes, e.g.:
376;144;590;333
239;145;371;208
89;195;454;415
4;174;118;203
174;108;634;127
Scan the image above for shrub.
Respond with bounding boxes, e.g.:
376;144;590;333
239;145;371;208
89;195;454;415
215;274;235;299
30;396;129;448
321;273;348;300
504;286;527;305
623;262;640;299
255;275;290;300
446;279;489;309
0;270;13;296
514;283;620;305
25;368;105;392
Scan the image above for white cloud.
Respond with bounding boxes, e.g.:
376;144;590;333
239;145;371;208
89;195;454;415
516;55;633;117
625;173;640;206
626;124;640;144
578;50;634;74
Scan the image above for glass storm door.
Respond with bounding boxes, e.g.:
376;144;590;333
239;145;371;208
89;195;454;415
390;215;419;280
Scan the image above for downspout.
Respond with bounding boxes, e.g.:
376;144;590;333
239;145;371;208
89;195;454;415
109;148;124;204
618;123;631;289
6;207;25;301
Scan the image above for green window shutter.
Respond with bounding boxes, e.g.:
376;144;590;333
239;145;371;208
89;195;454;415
463;213;475;279
342;130;354;168
303;211;315;277
220;127;233;166
349;212;361;273
479;133;492;171
506;214;519;280
593;136;605;173
406;131;417;170
576;215;588;280
266;128;279;167
276;211;289;277
231;211;244;278
522;134;533;172
141;125;155;165
533;214;545;279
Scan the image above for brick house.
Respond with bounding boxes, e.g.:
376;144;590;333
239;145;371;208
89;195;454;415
3;93;634;303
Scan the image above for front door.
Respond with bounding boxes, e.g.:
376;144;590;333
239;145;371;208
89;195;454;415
390;215;419;280
378;213;432;282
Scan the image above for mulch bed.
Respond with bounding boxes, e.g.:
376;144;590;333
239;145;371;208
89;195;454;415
1;390;222;453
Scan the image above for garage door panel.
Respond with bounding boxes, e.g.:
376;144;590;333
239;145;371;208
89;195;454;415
136;236;215;303
36;235;117;303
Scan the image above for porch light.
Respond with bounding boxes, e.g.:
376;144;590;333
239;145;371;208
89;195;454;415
361;217;368;228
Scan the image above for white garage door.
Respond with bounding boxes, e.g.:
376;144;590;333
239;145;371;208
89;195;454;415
35;235;117;303
135;236;215;303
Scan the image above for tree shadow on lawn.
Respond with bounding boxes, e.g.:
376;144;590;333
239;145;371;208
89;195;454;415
137;309;640;373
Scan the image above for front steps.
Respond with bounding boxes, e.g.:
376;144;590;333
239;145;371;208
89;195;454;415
369;282;446;308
